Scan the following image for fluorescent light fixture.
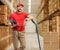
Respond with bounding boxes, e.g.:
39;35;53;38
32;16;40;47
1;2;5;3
28;0;31;2
28;0;31;13
28;5;31;13
28;2;31;5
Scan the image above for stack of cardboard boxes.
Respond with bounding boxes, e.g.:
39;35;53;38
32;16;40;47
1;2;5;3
0;26;13;50
0;5;8;25
48;0;60;15
0;1;13;50
37;0;60;50
43;32;59;50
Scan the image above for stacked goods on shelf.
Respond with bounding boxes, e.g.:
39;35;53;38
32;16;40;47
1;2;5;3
43;32;59;50
37;10;44;23
49;16;57;32
42;1;49;32
7;7;11;18
38;23;43;35
0;5;7;15
0;14;8;25
44;2;49;18
0;1;13;50
38;0;48;12
48;0;60;15
38;0;44;12
56;16;60;41
37;0;49;34
37;10;44;34
37;0;60;50
42;32;59;42
59;16;60;36
42;20;49;32
42;17;59;50
0;26;13;50
52;17;57;32
0;4;8;25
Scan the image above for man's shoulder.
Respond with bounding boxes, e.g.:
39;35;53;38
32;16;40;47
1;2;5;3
10;12;16;16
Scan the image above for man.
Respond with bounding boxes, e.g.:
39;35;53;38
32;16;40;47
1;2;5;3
9;2;33;50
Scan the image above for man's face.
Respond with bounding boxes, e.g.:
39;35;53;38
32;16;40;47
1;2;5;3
17;6;23;12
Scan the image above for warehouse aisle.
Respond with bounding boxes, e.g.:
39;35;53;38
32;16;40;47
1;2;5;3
0;0;60;50
6;32;44;50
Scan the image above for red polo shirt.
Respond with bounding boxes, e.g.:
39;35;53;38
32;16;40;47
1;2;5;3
9;12;29;32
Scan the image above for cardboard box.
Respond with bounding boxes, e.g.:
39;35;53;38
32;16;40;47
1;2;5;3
0;38;9;50
41;32;59;42
0;15;8;25
50;32;59;42
0;28;2;39
0;26;12;50
48;0;59;15
0;26;12;39
9;36;13;45
37;10;44;22
1;26;9;38
41;32;50;42
44;42;59;50
59;38;60;48
0;5;7;15
42;21;49;32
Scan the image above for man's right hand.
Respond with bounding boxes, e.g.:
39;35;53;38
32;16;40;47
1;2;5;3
8;22;18;27
8;22;12;26
11;24;18;27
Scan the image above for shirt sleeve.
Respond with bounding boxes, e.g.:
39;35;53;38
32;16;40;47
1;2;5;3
25;13;29;18
9;14;15;20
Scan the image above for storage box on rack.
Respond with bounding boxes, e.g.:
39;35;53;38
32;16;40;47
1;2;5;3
1;26;9;38
0;15;8;25
41;32;59;42
48;0;60;15
42;21;49;32
38;0;46;12
0;26;12;50
0;38;10;50
38;24;43;34
42;32;51;42
44;42;59;50
0;26;12;39
38;10;44;22
59;38;60;48
44;2;49;18
59;16;60;48
50;32;59;42
0;5;7;15
52;17;57;32
9;36;13;45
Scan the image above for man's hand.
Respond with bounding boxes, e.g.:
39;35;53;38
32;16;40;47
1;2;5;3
24;18;29;26
25;18;30;21
8;22;12;26
27;15;34;20
11;24;18;27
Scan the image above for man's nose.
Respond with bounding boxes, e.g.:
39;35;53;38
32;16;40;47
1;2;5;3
19;8;21;10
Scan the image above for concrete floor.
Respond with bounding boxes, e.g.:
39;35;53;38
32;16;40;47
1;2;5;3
6;32;44;50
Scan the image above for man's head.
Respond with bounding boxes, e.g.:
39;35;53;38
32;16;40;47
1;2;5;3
17;3;24;12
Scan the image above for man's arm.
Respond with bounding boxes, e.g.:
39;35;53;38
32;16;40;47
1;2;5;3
25;15;34;21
